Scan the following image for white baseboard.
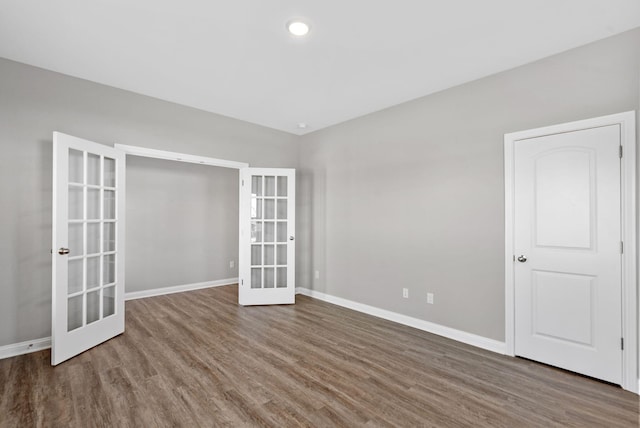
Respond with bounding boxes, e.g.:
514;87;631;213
125;278;237;301
0;337;51;360
295;287;506;355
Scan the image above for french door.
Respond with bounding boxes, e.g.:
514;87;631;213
52;132;125;365
239;168;295;305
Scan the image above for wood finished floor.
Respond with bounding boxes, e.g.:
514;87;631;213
1;285;638;427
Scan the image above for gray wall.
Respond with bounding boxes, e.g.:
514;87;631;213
0;58;298;347
297;28;640;341
126;157;239;292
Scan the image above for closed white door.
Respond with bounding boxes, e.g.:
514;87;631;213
239;168;295;306
514;125;621;384
52;132;125;365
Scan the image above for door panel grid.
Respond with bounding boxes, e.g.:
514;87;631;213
66;149;119;331
250;175;288;289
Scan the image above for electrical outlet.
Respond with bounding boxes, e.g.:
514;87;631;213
427;293;434;304
402;288;409;298
314;270;320;280
229;260;235;269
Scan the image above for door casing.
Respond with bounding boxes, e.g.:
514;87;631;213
504;111;637;393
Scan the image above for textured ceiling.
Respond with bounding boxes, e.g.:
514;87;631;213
1;1;639;135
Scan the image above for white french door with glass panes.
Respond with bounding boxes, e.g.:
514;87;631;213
239;168;295;305
52;132;125;365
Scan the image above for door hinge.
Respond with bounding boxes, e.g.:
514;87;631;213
242;179;245;186
241;279;244;286
621;337;624;350
621;241;624;254
619;145;623;158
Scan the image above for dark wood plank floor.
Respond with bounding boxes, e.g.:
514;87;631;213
1;285;638;427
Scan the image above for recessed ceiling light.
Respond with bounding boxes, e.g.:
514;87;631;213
287;20;310;37
297;122;308;129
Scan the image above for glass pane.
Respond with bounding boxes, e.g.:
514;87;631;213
251;176;262;197
104;190;116;219
276;267;287;288
87;188;100;220
264;199;275;219
277;176;288;197
104;157;116;187
264;245;275;265
68;223;83;257
67;295;83;332
87;256;100;289
69;149;84;184
103;254;115;285
276;245;287;265
87;154;100;186
68;259;83;294
87;223;100;254
251;268;262;289
277;222;288;243
265;176;276;196
264;267;275;288
277;199;287;220
68;187;83;220
86;290;100;324
103;286;115;317
103;222;116;252
251;245;262;266
251;198;262;219
251;222;262;243
264;222;275;242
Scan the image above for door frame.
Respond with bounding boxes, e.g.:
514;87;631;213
113;143;249;293
114;144;249;170
113;146;298;306
504;111;637;393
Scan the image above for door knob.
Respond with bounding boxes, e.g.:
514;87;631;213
58;248;70;255
289;236;295;241
517;255;527;263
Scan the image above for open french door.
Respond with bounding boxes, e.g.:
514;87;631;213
239;168;295;305
52;132;125;365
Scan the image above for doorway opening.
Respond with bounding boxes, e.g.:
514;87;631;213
115;144;248;300
124;155;239;300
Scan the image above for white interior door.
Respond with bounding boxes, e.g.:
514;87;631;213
52;132;125;365
239;168;295;306
514;125;621;384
